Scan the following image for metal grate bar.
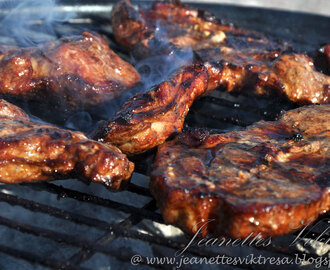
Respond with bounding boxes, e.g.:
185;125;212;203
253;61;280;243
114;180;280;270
0;191;168;269
0;186;328;270
0;192;112;231
0;208;326;270
0;214;176;269
0;213;162;269
190;109;253;127
0;191;241;260
21;182;163;222
126;182;152;197
0;244;90;270
66;199;158;267
199;95;279;120
3;190;324;266
0;216;129;257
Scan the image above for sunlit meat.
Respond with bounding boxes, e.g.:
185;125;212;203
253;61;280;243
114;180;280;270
111;0;275;55
92;51;330;155
111;0;330;104
92;64;209;155
0;32;141;114
151;105;330;238
202;49;330;104
0;99;134;189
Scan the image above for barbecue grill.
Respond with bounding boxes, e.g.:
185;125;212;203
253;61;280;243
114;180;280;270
0;1;329;269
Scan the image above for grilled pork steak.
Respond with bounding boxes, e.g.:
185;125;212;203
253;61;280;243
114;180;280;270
150;105;330;238
202;49;330;104
0;32;140;115
93;0;329;154
0;99;134;189
92;52;329;155
111;0;279;56
111;0;330;104
92;64;209;155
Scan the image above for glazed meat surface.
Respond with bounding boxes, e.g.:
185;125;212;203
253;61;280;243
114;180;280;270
94;0;329;154
92;52;329;155
111;0;276;56
92;64;209;155
111;0;330;104
150;105;330;238
202;49;330;104
0;32;140;114
0;99;134;189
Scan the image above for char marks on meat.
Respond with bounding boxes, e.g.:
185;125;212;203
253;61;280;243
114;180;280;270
150;105;330;238
202;49;330;104
0;99;134;189
0;32;140;114
111;0;330;104
111;0;273;56
92;64;209;155
93;48;329;155
99;0;330;154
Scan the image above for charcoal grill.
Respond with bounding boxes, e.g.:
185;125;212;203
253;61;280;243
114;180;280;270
0;1;329;269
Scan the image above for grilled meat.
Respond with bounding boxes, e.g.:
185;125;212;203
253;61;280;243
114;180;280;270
111;0;330;104
202;49;330;103
0;32;140;115
93;1;329;154
92;64;209;155
265;54;329;103
0;99;134;189
92;51;329;154
111;0;277;56
150;105;330;238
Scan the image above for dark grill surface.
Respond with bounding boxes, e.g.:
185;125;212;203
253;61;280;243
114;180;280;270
0;1;329;269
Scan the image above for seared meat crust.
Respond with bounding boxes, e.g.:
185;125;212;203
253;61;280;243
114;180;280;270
93;1;329;154
0;99;134;189
111;0;272;55
92;64;209;155
150;105;330;238
0;32;140;113
203;49;330;103
111;0;330;104
93;51;329;154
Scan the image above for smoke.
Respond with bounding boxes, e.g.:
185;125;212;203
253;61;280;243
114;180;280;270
0;0;76;46
65;111;93;133
134;19;194;89
135;50;194;90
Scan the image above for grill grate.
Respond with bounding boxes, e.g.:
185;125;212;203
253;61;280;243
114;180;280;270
0;178;329;270
0;1;329;270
